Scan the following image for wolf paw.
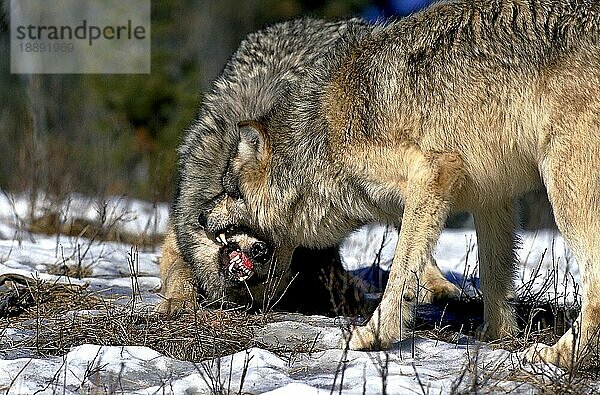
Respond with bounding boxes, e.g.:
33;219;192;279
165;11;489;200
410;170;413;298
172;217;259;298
345;325;392;351
347;326;377;350
424;277;461;304
523;343;571;368
154;297;197;316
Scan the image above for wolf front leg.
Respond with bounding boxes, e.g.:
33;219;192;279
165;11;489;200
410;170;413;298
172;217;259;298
348;150;465;350
155;226;199;315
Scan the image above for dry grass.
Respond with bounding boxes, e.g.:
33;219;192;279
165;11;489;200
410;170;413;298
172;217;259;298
28;211;164;248
0;273;103;319
0;274;267;363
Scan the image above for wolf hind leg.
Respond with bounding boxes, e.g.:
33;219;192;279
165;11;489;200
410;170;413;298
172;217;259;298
473;203;519;340
420;257;461;304
348;150;464;350
525;140;600;368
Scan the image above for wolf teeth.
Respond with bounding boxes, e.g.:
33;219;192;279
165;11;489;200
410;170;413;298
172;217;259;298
217;232;228;245
228;262;236;274
227;257;254;282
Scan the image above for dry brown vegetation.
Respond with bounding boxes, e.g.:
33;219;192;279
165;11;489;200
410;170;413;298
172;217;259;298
0;274;267;363
29;211;164;248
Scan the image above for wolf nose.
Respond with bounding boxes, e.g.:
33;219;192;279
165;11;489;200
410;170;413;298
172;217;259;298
197;212;207;229
249;241;271;263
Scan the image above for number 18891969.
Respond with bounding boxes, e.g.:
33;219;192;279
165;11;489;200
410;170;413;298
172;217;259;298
19;42;74;52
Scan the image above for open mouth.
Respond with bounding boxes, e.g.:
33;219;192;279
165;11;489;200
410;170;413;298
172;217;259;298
222;245;255;282
216;229;273;283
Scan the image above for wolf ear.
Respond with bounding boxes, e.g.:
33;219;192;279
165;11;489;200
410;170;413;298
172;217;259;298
237;120;268;165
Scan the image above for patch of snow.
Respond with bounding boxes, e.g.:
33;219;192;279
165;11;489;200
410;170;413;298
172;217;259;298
0;191;169;236
0;193;591;393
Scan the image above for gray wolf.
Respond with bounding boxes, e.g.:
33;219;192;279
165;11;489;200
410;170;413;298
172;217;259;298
198;1;600;368
160;18;458;314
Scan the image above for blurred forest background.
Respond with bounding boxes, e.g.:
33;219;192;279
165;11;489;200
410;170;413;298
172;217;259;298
0;0;553;228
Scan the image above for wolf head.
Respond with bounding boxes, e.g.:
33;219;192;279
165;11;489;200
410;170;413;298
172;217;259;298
172;18;371;303
200;25;382;251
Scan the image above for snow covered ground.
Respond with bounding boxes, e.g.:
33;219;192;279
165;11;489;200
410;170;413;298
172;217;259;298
0;193;592;394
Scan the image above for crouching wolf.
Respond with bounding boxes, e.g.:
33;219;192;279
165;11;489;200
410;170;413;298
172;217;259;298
195;1;600;368
159;19;458;314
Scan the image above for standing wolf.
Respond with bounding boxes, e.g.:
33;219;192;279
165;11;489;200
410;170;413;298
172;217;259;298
161;18;457;313
194;0;600;368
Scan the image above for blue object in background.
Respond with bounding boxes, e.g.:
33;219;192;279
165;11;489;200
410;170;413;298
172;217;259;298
389;0;432;16
361;5;385;22
349;267;484;329
349;267;480;295
348;266;390;293
361;0;435;22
